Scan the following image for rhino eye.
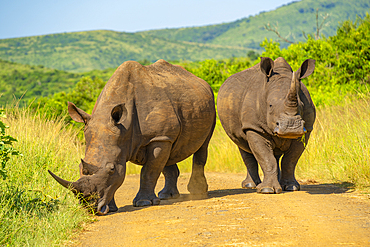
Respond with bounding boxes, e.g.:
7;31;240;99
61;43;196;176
106;163;115;174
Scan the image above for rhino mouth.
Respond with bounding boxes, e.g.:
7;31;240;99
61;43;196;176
274;116;306;139
274;128;307;139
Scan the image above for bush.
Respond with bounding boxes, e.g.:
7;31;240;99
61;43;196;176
259;13;370;106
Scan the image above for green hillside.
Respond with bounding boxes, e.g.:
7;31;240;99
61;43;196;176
0;59;117;106
0;59;80;106
0;0;368;73
141;0;370;49
0;30;248;73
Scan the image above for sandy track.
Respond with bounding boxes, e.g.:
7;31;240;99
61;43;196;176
74;173;370;246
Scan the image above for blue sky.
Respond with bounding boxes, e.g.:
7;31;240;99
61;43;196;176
0;0;295;39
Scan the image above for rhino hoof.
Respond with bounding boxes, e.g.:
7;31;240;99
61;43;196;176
158;187;180;200
242;182;256;189
258;187;275;194
134;198;161;207
134;200;152;207
284;185;300;191
158;192;180;200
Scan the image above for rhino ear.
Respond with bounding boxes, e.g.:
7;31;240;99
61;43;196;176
68;102;91;124
260;57;274;77
297;59;315;79
111;103;129;126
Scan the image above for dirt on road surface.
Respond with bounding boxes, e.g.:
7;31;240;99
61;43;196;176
74;173;370;246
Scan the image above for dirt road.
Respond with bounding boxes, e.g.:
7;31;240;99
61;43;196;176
74;173;370;246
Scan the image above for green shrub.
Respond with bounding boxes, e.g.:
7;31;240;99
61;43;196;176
259;13;370;106
0;110;21;179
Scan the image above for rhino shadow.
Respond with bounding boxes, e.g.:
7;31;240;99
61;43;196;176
298;182;354;195
111;188;255;214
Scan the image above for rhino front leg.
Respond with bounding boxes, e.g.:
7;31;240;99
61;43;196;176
280;132;310;191
133;141;172;207
158;164;180;200
239;148;261;189
246;131;282;194
108;196;118;212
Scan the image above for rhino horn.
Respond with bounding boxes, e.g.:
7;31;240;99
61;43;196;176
285;72;299;108
48;170;78;193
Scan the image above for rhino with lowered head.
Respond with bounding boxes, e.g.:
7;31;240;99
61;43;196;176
49;59;216;214
217;57;316;194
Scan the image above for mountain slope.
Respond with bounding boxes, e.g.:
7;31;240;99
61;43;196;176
0;59;81;105
0;30;248;73
141;0;370;49
0;0;368;73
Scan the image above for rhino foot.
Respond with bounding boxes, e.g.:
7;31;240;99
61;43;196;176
187;175;208;195
108;198;118;212
133;193;161;207
158;187;180;200
241;178;260;189
280;180;300;191
256;181;282;194
242;182;256;189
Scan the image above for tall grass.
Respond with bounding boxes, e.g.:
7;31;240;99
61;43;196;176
297;98;370;191
0;107;91;246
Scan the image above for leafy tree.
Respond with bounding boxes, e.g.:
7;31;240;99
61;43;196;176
30;76;105;125
259;13;370;106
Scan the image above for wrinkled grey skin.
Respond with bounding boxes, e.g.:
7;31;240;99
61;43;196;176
49;59;216;214
217;57;316;194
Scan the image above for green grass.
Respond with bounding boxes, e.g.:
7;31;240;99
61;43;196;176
297;97;370;191
0;107;91;246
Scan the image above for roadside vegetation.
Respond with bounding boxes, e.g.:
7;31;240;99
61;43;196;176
0;108;91;246
0;13;369;246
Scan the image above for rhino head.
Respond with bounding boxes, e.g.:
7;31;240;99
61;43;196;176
49;102;132;215
260;57;315;139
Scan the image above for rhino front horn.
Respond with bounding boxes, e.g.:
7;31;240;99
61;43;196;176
48;170;77;192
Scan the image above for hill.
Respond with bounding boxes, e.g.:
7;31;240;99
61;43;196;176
141;0;370;49
0;30;248;73
0;59;116;106
0;59;80;105
0;0;368;73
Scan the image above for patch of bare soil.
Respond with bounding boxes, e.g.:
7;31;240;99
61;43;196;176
74;173;370;246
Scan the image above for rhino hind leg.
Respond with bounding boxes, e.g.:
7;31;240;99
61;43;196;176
239;148;261;189
187;123;215;196
133;142;172;207
158;164;180;200
187;146;208;195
